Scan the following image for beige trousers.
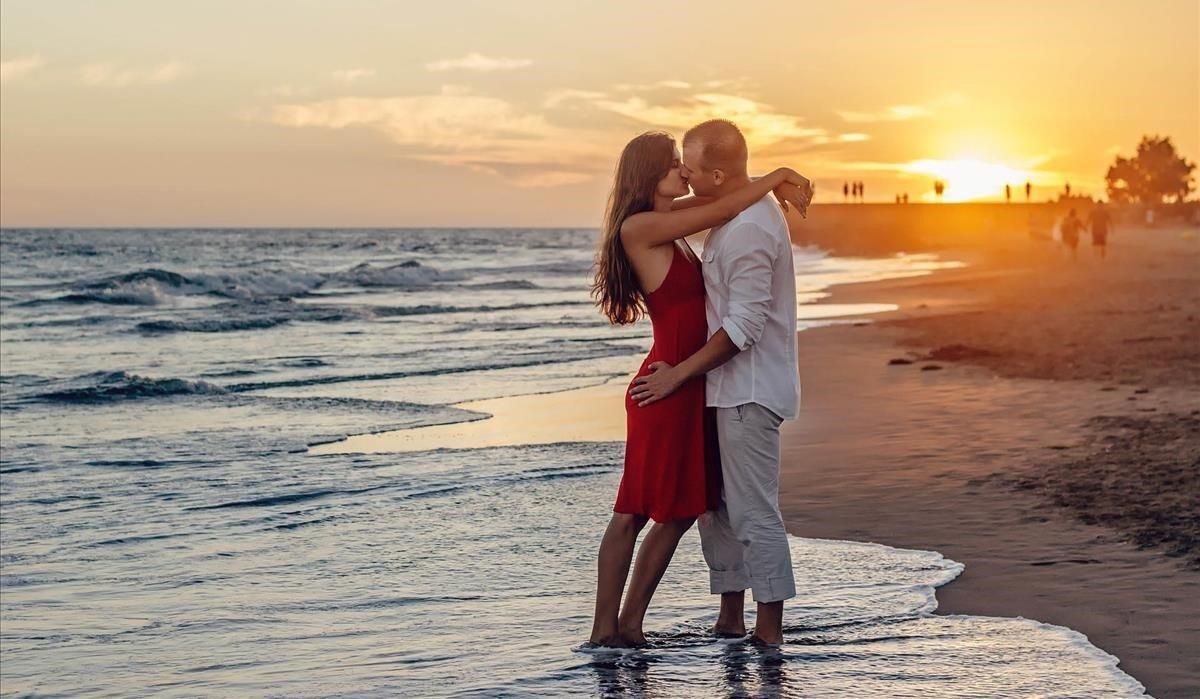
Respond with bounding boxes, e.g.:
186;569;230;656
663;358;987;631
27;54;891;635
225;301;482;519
698;403;796;603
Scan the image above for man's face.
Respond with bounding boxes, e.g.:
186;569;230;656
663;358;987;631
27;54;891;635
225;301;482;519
680;141;716;197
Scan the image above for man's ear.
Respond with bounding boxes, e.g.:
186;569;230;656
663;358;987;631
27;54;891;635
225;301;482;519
712;169;725;187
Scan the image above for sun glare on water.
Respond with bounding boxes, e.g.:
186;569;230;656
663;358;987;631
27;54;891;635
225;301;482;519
903;158;1037;202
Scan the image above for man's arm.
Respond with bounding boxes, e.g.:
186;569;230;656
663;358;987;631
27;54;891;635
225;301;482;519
629;329;740;407
630;223;779;407
718;223;778;350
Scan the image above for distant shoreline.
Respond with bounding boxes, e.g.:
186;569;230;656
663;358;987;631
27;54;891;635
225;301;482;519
3;199;1194;233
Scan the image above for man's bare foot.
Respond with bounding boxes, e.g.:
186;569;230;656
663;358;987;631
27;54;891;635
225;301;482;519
711;623;747;638
747;630;783;647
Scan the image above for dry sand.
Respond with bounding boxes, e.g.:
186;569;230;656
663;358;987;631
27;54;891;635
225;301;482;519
784;221;1199;697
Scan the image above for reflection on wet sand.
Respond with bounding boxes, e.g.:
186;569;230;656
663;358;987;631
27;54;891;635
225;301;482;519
309;379;629;454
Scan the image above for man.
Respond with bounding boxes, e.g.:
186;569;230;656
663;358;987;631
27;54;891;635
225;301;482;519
1088;201;1112;259
630;119;805;646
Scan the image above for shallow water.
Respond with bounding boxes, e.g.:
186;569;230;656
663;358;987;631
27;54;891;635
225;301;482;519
0;228;1144;696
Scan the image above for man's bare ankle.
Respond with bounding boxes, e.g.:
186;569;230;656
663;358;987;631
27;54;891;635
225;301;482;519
747;632;783;648
749;625;783;646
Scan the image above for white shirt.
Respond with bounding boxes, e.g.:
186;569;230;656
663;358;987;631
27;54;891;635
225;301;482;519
701;196;801;420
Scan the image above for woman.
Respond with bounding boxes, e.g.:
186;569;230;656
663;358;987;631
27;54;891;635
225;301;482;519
588;131;809;647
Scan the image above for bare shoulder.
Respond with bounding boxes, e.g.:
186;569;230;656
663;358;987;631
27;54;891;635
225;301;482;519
618;210;657;244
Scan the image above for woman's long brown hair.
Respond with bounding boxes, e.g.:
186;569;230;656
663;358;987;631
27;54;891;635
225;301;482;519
592;131;676;325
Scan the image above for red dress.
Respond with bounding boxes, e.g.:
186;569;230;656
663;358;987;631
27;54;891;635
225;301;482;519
614;243;721;523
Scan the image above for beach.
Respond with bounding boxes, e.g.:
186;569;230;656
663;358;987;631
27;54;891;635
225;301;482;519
2;221;1193;696
311;212;1200;696
782;212;1199;698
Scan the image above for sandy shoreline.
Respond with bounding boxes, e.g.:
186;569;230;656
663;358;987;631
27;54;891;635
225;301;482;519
785;224;1199;698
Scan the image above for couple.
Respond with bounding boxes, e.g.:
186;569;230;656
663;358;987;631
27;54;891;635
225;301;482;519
589;119;811;648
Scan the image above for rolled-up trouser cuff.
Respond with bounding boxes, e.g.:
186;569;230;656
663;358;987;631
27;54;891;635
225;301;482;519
709;566;751;595
750;575;796;604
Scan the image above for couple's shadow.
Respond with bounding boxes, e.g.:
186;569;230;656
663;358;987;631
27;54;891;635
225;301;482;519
588;633;789;698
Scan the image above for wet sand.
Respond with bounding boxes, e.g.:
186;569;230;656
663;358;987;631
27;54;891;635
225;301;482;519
783;222;1199;698
309;380;628;454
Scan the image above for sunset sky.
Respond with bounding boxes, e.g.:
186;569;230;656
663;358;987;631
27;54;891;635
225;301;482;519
1;0;1197;227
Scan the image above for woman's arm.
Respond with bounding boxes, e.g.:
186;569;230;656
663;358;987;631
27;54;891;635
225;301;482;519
670;194;718;211
621;168;807;249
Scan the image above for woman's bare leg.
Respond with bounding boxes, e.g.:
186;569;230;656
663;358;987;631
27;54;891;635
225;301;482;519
618;517;696;645
589;513;648;646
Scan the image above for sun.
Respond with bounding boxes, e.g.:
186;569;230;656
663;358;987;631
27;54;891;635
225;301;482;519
902;158;1036;202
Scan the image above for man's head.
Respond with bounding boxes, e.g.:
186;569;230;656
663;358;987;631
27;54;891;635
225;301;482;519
681;119;749;197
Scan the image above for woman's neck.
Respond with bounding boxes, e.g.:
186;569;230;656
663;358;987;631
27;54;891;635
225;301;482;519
652;193;674;213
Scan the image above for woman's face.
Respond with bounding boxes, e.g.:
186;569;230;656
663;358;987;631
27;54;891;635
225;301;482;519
655;145;690;199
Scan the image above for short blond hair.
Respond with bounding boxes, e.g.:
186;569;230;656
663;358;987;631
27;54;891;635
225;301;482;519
683;119;748;175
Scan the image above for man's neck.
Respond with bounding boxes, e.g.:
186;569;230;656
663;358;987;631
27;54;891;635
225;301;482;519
715;174;752;198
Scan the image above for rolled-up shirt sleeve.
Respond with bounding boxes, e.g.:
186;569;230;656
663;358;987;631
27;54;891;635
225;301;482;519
720;222;780;351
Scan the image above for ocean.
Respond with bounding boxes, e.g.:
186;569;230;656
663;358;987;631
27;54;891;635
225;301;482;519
0;228;1146;697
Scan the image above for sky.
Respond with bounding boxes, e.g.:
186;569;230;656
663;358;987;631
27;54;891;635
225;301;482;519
1;0;1197;227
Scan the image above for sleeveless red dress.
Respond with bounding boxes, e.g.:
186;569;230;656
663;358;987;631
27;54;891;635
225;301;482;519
614;243;721;523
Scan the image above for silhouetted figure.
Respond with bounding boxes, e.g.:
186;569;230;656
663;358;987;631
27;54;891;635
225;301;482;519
858;181;865;202
1064;182;1071;197
895;194;901;204
1088;202;1112;259
852;181;860;201
902;193;909;204
1061;208;1083;260
1005;184;1011;203
934;180;945;200
1025;181;1032;201
843;182;850;200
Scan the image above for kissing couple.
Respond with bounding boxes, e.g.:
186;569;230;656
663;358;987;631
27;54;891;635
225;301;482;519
589;119;811;647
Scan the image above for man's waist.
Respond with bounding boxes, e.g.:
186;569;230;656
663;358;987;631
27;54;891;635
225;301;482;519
704;394;798;420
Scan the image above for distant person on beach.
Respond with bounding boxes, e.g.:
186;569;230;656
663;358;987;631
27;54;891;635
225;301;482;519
1025;181;1032;201
1088;202;1112;259
630;120;804;647
844;181;849;200
1060;208;1084;260
1005;184;1012;203
588;128;812;648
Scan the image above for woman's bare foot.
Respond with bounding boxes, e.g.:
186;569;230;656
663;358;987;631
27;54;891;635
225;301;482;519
587;634;629;648
618;627;647;647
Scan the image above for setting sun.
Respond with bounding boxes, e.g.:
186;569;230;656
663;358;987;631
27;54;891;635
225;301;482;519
903;158;1039;202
